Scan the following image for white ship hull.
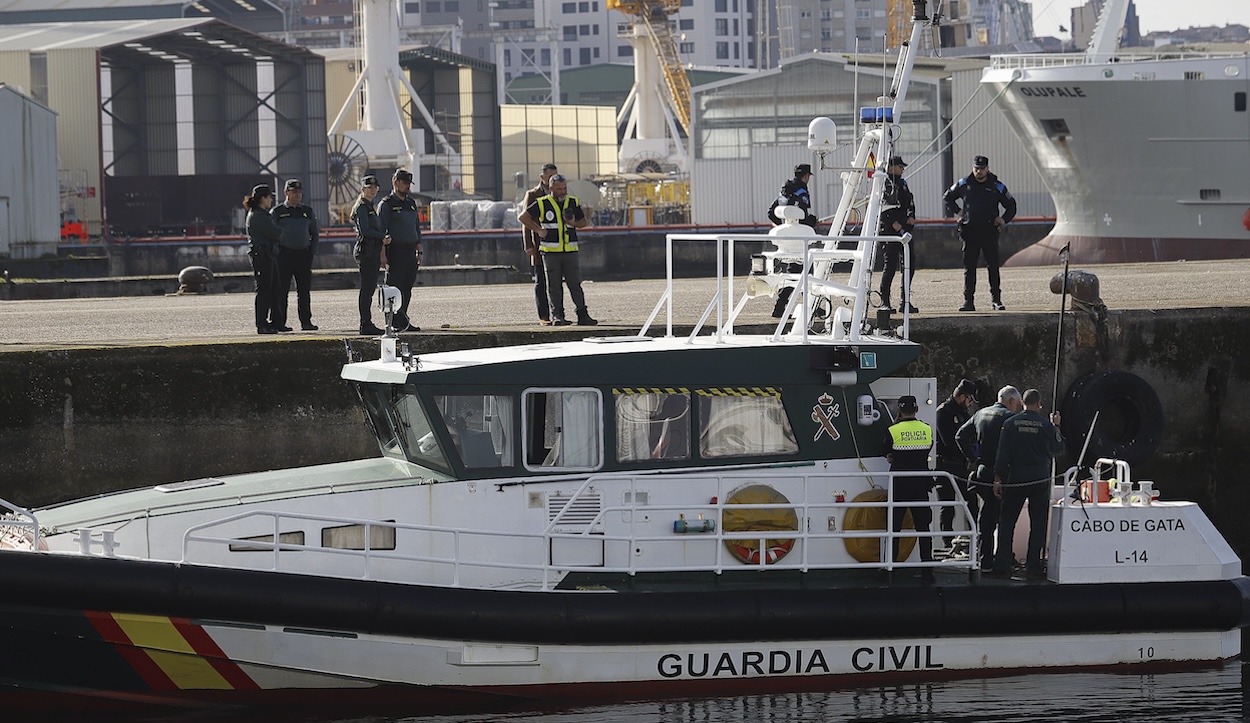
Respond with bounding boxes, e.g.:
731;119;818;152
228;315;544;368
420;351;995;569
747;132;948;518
983;52;1250;264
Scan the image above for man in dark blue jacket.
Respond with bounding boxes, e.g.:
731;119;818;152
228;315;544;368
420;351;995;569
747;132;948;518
955;384;1022;572
377;168;423;332
878;156;917;313
991;388;1065;579
943;155;1017;312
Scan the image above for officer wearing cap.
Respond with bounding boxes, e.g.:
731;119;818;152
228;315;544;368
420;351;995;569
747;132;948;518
243;183;283;334
878;155;917;314
351;175;386;335
519;163;559;325
271;178;320;331
376;168;423;332
943;155;1017;312
955;384;1023;572
934;378;978;547
766;163;818;318
885;394;938;583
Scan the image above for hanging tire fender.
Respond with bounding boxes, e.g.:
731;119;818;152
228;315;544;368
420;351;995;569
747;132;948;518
1060;371;1164;466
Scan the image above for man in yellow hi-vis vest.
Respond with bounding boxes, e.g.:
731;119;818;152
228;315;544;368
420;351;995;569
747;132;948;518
519;175;598;326
884;394;938;583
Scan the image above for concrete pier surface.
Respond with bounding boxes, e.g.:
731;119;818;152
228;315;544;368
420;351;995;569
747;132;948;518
0;259;1246;350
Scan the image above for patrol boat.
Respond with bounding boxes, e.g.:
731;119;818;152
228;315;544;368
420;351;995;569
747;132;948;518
1;2;1247;715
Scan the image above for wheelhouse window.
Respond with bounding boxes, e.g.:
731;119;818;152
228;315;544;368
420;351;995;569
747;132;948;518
433;394;516;469
698;389;799;458
615;390;691;462
354;383;450;470
524;388;603;471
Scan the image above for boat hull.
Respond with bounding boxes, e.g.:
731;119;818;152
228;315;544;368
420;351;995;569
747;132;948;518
983;54;1250;266
1;550;1246;714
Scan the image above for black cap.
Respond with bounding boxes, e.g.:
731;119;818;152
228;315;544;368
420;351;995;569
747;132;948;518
361;175;379;187
284;179;302;191
251;184;272;197
794;163;813;177
393;168;413;183
541;163;558;171
954;378;978;400
973;155;989;168
888;155;907;167
898;395;918;410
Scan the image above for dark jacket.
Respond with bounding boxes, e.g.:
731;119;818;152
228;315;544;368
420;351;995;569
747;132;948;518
350;196;385;262
934;397;970;469
271;202;320;253
955;402;1015;473
995;409;1066;487
377;192;422;246
767;178;817;228
879;173;915;235
943;172;1017;227
520;182;548;253
245;208;282;259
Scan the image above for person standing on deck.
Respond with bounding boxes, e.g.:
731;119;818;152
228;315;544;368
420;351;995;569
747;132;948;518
955;385;1022;572
991;388;1065;580
943;155;1016;312
878;156;918;314
885;395;937;585
934;378;978;548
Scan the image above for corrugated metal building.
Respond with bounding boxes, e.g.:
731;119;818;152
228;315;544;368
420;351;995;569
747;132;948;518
689;52;1055;225
0;19;326;238
0;83;57;257
0;0;285;34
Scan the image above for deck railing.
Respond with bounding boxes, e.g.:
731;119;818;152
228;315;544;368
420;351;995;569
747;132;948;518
178;468;976;591
990;50;1247;70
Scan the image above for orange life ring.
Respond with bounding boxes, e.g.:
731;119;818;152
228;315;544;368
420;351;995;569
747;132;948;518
721;484;798;565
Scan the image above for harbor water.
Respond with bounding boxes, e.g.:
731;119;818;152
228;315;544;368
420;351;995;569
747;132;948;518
97;665;1246;722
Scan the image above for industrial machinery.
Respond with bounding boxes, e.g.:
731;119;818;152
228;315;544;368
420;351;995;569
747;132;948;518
607;0;691;174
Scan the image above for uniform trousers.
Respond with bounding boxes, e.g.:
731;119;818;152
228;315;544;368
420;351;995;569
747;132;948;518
959;223;1002;303
387;244;418;327
355;239;383;327
250;253;281;329
890;477;935;563
541;251;588;321
994;480;1049;574
531;253;550;321
275;247;314;328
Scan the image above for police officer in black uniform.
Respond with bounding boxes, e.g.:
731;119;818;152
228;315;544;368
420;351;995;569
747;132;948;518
271;179;320;331
934;378;978;547
943;155;1017;311
377;168;423;332
885;395;937;584
955;384;1023;572
767;163;818;318
878;156;917;313
351;175;385;336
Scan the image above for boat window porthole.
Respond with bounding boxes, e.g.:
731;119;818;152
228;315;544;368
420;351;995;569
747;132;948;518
1225;65;1241;78
1103;69;1113;78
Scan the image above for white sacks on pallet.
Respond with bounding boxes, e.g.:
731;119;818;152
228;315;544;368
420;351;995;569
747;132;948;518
428;201;452;232
449;201;477;231
474;201;512;230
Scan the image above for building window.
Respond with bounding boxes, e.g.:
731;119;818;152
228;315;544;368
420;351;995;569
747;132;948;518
541;48;551;65
593;46;599;57
714;0;727;11
733;42;739;59
579;24;590;34
445;0;459;9
715;41;729;59
428;1;440;11
715;18;728;36
679;41;694;53
563;48;572;65
503;48;511;65
580;47;591;64
579;0;589;10
564;25;577;40
618;45;633;56
563;2;575;10
405;2;420;11
680;19;693;30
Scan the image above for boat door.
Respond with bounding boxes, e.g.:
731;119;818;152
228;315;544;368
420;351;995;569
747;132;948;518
869;377;937;430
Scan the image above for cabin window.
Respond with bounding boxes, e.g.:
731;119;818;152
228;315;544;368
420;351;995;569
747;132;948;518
433;394;516;469
356;384;450;469
615;390;691;462
229;531;305;552
697;389;799;459
523;388;603;471
322;522;397;551
393;392;450;469
1236;92;1246;112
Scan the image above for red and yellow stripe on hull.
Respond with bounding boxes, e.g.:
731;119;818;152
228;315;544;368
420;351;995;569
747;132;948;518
84;611;258;691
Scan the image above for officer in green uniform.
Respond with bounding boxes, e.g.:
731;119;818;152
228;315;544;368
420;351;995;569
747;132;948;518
991;388;1065;579
885;394;937;583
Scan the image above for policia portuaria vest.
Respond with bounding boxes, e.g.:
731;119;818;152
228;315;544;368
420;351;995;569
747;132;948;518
536;195;581;253
887;419;933;471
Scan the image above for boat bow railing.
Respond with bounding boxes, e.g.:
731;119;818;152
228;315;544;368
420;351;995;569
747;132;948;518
0;495;40;550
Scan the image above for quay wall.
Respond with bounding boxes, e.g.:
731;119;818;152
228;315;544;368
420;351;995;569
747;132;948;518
2;306;1244;553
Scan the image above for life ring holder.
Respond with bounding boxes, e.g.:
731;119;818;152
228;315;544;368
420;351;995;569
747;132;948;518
1061;371;1163;466
842;487;917;563
721;484;798;565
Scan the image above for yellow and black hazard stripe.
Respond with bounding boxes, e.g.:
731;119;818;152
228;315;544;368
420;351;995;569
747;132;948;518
85;611;258;690
613;387;690;395
695;387;782;398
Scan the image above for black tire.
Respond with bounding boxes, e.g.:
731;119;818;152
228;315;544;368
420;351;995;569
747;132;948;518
1060;371;1164;466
